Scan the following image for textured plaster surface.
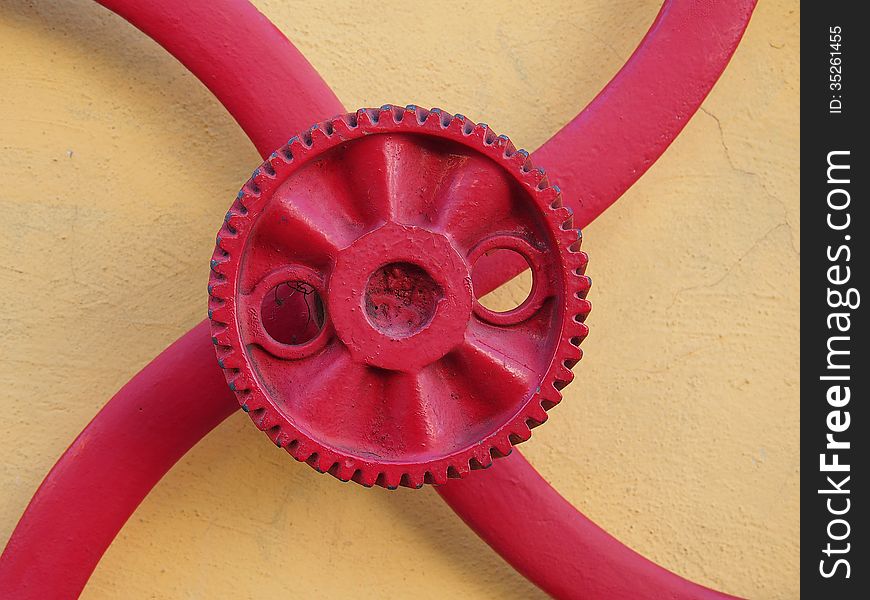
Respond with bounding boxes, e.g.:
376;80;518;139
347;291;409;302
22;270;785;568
0;0;798;598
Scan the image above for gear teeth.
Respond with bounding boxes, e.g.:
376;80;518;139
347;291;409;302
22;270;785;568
226;371;252;392
210;103;591;490
563;340;583;364
574;250;589;275
568;230;583;254
287;134;308;153
267;428;285;447
575;275;592;299
446;465;464;479
551;206;573;228
207;278;231;300
332;113;357;135
554;363;575;385
522;165;546;190
538;183;561;208
252;408;280;431
575;298;592;322
505;141;532;173
215;349;243;371
210;326;232;348
400;473;424;489
444;112;468;136
285;438;310;462
412;106;430;124
374;104;402;124
306;123;330;146
416;469;439;486
489;434;513;458
328;460;355;483
477;447;494;467
508;424;533;445
355;107;377;127
209;260;225;278
208;305;232;329
352;468;378;488
525;402;549;428
471;447;494;470
482;126;497;146
434;108;454;128
538;384;562;411
379;470;403;490
263;160;277;178
309;452;334;475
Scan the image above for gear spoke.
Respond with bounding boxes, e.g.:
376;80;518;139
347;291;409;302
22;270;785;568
433;153;530;253
378;367;458;456
267;165;367;246
276;344;387;457
249;339;342;415
240;169;365;284
339;132;458;228
447;318;545;414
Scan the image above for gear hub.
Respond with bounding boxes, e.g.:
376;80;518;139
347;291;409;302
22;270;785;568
208;105;591;488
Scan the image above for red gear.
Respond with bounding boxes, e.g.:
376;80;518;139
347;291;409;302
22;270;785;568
208;105;591;488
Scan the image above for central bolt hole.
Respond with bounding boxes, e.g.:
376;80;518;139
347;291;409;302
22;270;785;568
364;262;443;338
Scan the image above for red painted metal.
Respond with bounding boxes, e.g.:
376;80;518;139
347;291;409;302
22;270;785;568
0;0;758;598
438;452;740;600
473;0;759;296
209;105;591;488
95;0;344;158
0;321;237;599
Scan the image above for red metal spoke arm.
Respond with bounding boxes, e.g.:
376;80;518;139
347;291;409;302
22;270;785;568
440;4;757;593
3;2;340;594
0;322;237;599
96;0;345;158
474;0;758;296
437;452;738;600
535;0;757;227
2;1;757;598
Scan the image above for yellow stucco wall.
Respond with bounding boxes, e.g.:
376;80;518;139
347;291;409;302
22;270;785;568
0;1;799;598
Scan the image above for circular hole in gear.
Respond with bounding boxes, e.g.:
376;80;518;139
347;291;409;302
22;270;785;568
473;249;533;313
364;262;443;338
260;281;325;345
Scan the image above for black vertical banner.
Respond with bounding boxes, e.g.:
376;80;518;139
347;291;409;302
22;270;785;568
802;4;868;598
